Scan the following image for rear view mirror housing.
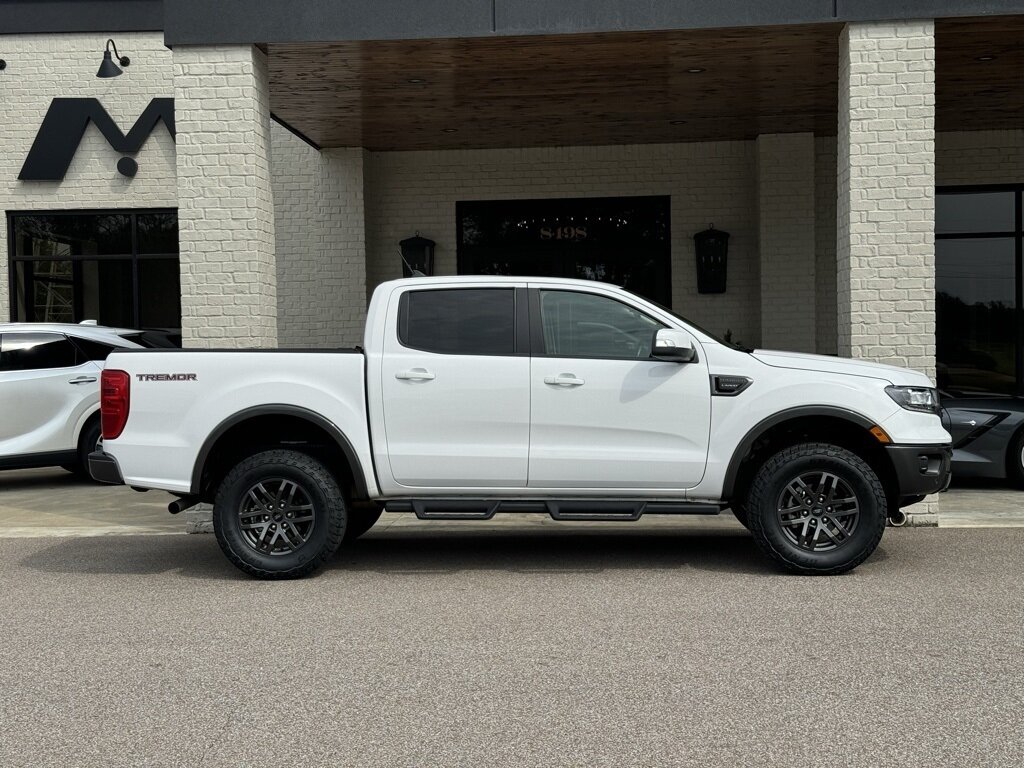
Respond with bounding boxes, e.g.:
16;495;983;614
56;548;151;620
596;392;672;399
651;329;697;363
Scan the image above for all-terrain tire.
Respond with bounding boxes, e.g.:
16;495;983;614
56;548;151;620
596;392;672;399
214;449;346;579
344;504;383;542
746;442;887;575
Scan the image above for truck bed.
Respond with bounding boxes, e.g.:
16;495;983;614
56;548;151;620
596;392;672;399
103;348;371;494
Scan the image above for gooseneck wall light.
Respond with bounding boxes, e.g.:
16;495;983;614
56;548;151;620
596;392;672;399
97;39;130;78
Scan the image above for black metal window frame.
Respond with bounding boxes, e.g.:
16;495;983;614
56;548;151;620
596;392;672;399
7;208;178;327
936;184;1024;395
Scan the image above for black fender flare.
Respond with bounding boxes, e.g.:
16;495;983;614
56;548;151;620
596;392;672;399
190;404;369;498
721;406;878;500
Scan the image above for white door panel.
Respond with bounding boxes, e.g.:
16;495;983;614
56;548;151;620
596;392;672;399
527;287;711;490
379;285;530;488
529;357;710;488
0;361;99;455
382;351;530;486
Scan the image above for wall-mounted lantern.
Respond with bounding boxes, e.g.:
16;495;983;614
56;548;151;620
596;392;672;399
399;233;435;277
694;224;729;294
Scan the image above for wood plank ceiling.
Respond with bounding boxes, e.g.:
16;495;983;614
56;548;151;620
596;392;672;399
267;17;1022;151
936;16;1024;134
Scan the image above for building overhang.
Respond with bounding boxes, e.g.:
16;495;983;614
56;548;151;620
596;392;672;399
265;16;1023;152
162;0;1024;46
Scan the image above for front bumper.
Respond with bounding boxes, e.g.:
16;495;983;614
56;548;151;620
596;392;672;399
885;443;952;500
88;450;124;485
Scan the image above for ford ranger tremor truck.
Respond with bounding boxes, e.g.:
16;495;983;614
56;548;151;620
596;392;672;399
89;277;952;579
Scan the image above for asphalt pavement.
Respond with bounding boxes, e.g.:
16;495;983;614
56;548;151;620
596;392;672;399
1;526;1022;767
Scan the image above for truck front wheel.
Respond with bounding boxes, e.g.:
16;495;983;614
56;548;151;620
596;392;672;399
213;449;347;579
746;442;887;575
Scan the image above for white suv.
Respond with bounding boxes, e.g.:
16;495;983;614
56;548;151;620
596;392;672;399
0;323;173;477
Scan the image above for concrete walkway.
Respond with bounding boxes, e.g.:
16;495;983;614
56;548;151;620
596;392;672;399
0;467;1021;536
0;468;180;536
942;482;1024;527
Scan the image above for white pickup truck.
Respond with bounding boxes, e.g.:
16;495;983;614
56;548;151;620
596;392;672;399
90;276;952;578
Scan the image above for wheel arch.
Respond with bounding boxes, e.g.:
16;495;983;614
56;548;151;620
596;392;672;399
1004;417;1024;480
72;406;101;448
190;405;369;502
723;406;897;505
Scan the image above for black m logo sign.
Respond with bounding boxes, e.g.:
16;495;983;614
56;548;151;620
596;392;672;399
19;98;175;181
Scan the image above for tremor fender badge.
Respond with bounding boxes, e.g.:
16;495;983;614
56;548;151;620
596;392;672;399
136;374;198;382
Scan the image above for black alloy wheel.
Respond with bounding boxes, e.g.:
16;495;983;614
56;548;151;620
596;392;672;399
775;471;860;552
238;478;317;556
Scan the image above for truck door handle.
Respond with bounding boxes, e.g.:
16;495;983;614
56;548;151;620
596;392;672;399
544;373;585;387
68;376;98;385
395;368;435;381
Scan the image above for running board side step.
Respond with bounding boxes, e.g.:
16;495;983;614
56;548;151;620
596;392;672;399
384;498;722;521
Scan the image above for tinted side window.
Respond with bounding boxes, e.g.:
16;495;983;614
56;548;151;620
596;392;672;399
399;289;515;356
71;337;119;362
539;290;664;359
0;333;79;371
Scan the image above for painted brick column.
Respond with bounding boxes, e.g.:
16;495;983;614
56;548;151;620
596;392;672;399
320;149;369;346
837;21;936;376
838;20;938;525
174;45;277;348
271;126;369;349
757;133;816;352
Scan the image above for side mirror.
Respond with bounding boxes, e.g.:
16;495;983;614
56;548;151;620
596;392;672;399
651;328;697;363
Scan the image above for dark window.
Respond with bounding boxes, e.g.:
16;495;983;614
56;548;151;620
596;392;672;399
121;330;182;349
8;210;180;333
0;333;79;371
457;196;671;306
70;337;118;362
398;288;515;356
538;290;663;359
936;186;1023;396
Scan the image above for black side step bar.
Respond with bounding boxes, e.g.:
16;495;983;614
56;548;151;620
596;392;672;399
384;498;722;521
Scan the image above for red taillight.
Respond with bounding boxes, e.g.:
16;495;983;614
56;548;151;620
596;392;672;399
101;369;131;440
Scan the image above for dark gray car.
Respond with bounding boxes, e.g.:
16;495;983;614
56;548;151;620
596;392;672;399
941;392;1024;488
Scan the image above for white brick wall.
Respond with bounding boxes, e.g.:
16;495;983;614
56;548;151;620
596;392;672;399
319;148;368;346
815;136;839;355
271;125;368;348
174;45;277;348
0;32;176;320
757;133;816;352
365;142;761;346
837;20;936;377
271;120;323;346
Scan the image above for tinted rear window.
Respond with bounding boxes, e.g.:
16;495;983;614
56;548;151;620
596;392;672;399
120;331;182;348
398;289;515;356
70;337;118;362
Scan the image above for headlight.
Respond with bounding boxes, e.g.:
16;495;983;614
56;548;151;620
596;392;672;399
885;385;940;414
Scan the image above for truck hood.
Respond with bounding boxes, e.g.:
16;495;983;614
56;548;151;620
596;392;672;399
752;349;934;387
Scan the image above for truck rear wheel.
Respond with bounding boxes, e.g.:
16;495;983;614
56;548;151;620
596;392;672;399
213;449;346;579
746;442;887;575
